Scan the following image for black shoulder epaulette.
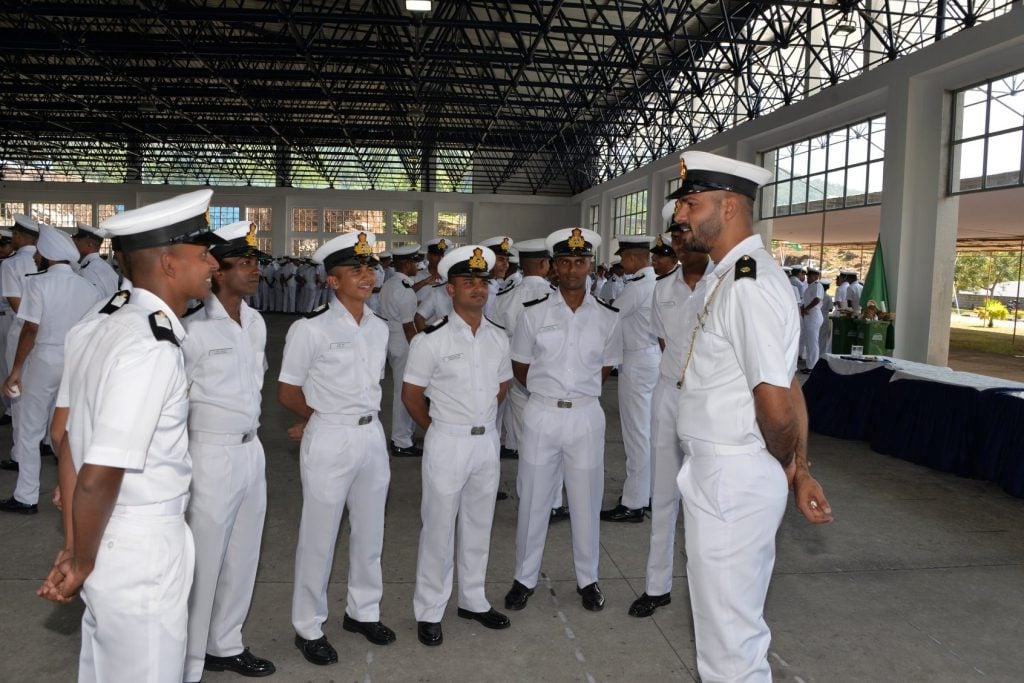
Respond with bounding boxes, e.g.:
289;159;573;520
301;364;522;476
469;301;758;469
657;265;680;281
79;260;91;270
183;301;204;318
485;316;505;330
627;272;646;282
735;255;757;280
148;311;179;346
523;294;549;308
424;316;448;334
496;282;516;296
374;311;388;322
594;296;619;312
25;269;46;276
432;281;447;288
306;303;329;318
402;280;413;289
99;289;131;315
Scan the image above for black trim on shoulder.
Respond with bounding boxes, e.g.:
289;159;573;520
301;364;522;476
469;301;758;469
79;260;91;269
523;293;550;308
99;290;131;315
656;265;680;281
627;272;646;282
374;311;388;322
594;295;620;312
148;311;179;346
496;282;516;296
735;255;757;280
485;316;505;330
306;303;329;318
431;281;447;288
25;269;46;276
424;316;449;334
183;301;205;318
402;280;413;289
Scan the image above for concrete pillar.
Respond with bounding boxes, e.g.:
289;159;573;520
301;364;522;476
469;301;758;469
880;76;959;364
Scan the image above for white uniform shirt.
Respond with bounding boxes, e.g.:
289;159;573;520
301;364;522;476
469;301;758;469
379;272;418;348
834;281;850;311
484;277;505;317
615;266;658;352
677;235;799;449
404;313;513;426
600;275;624;302
182;295;267;435
279;299;388;416
848;281;864;313
801;280;825;312
490;275;554;337
415;269;437;304
78;252;119;298
1;245;37;304
652;261;715;382
416;281;452;325
17;264;102;345
62;288;192;506
511;290;623;400
279;261;298;287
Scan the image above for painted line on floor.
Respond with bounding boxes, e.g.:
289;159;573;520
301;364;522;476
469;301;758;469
541;572;597;683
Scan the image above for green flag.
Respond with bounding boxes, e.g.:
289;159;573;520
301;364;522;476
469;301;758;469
860;236;889;312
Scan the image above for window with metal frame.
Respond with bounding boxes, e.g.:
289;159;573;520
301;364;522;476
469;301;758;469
950;68;1024;195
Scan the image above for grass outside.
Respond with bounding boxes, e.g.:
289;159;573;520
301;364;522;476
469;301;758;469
949;312;1024;355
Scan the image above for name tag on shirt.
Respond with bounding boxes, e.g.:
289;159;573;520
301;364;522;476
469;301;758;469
539;324;560;332
330;341;353;350
209;348;233;356
660;300;676;307
443;353;464;362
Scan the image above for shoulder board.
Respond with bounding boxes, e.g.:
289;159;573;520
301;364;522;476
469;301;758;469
306;303;329;319
595;296;619;312
657;265;680;281
402;280;413;289
523;294;550;308
98;289;131;315
627;272;646;282
549;283;557;290
148;311;179;346
485;316;505;330
735;255;757;280
183;301;204;318
496;282;516;296
25;269;46;276
424;316;448;334
431;281;447;288
79;260;91;269
374;311;388;322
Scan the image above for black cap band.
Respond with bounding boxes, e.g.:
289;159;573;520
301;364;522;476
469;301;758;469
666;170;759;201
324;249;375;271
118;214;219;251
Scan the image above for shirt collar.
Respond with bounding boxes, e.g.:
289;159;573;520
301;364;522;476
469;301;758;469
200;294;257;327
327;297;373;327
713;235;763;278
47;263;73;274
132;288;187;342
16;245;36;257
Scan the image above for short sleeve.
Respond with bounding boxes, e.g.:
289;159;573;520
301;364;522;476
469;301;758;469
602;313;624;366
1;261;21;299
16;277;42;324
496;336;514;383
398;288;418;324
510;306;537;364
278;319;316;386
402;334;434;387
651;288;665;340
727;280;798;391
415;296;434;322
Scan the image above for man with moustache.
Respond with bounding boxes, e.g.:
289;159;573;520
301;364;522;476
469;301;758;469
403;244;513;647
668;151;832;682
649;233;679;277
279;231;396;666
181;220;275;680
37;189;219;683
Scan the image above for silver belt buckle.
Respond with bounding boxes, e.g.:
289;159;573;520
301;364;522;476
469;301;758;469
358;415;373;425
470;426;486;435
557;400;573;409
241;432;255;444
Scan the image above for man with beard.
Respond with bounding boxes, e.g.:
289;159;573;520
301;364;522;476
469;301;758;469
668;151;832;682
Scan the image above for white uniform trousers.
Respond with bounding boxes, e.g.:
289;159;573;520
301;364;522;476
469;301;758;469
184;435;267;682
6;319;23;459
644;376;685;597
818;316;832;358
800;311;823;371
292;413;391;639
79;497;194;683
0;312;12;413
284;283;297;313
386;346;416;448
496;397;513;450
413;421;500;622
617;347;659;509
514;396;604;589
12;344;62;505
506;380;529;452
677;444;788;683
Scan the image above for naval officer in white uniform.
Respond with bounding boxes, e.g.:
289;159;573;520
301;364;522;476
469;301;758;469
72;222;119;298
403;244;513;647
669;151;833;683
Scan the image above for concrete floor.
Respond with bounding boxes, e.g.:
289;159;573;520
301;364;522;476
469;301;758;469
3;314;1024;682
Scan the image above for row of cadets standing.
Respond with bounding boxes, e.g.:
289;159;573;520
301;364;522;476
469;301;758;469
378;243;426;457
38;189;221;682
401;244;513;646
600;235;658;522
0;224;101;513
181;220;276;680
277;230;396;665
505;227;622;613
414;238;453;330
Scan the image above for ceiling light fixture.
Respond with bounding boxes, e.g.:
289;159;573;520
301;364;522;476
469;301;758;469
406;1;431;11
834;21;857;35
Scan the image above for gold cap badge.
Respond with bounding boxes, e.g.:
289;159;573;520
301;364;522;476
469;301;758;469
567;228;586;250
468;247;487;271
679;157;688;182
500;237;510;252
245;223;258;248
437;238;447;252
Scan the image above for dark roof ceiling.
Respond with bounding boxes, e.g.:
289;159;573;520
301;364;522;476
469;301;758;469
0;1;1008;194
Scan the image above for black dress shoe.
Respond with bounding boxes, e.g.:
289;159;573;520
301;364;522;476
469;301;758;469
39;442;54;457
294;635;337;666
0;459;19;471
204;648;276;677
549;506;570;523
496;490;509;501
504;580;535;611
628;592;671;618
600;503;645;523
0;414;11;425
417;621;443;646
499;446;519;459
457;607;511;630
342;614;396;645
577;582;605;611
0;497;37;514
390;441;423;457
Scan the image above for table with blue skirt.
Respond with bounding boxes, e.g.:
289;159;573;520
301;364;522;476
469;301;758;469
803;354;1024;498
